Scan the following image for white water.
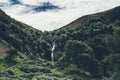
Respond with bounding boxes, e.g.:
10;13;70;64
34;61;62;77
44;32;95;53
51;42;55;62
51;42;55;80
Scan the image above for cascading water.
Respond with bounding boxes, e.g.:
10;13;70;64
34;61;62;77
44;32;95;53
51;42;55;62
51;42;55;80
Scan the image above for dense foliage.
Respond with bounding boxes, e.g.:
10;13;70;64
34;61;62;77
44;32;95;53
51;6;120;79
0;6;120;80
0;9;52;60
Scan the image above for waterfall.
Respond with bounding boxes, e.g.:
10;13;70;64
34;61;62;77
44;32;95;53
51;42;55;80
51;42;55;62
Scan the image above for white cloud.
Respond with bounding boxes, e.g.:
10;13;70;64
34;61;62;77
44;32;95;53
20;0;39;5
0;0;9;3
0;0;120;31
20;0;52;6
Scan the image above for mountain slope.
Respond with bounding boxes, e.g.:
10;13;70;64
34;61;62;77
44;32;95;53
0;9;65;80
51;6;120;80
0;6;120;80
0;9;53;60
62;6;120;29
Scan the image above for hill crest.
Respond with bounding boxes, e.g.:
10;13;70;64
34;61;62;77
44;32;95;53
62;6;120;29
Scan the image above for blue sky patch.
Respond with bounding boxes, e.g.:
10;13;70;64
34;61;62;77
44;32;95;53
10;0;21;4
34;2;61;12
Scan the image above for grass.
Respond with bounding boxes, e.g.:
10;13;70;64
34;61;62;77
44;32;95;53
10;67;23;76
0;59;73;80
0;54;6;59
51;69;63;76
0;54;7;69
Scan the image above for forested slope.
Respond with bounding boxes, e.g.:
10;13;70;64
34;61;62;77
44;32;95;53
0;6;120;80
51;6;120;79
0;9;52;60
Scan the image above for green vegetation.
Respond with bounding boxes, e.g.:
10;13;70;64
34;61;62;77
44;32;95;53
0;9;51;59
0;60;72;80
58;40;99;77
50;6;120;80
0;6;120;80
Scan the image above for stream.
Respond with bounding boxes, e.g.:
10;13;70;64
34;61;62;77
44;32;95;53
51;42;55;62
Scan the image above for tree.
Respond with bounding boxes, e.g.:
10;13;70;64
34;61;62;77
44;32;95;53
7;49;18;59
40;40;51;60
59;40;100;76
64;40;93;64
110;27;120;53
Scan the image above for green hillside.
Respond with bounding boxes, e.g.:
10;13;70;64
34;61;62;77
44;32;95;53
0;6;120;80
0;9;52;60
50;6;120;80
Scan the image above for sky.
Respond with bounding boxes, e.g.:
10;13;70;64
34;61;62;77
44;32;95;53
0;0;120;31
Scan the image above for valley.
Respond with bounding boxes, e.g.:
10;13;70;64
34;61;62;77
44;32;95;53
0;6;120;80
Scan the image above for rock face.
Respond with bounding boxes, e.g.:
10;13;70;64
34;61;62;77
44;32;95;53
0;44;8;53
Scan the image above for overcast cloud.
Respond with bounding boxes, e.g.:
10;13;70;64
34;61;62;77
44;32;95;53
0;0;120;31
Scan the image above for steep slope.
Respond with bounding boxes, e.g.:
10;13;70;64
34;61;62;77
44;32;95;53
0;9;52;60
0;10;12;24
0;9;75;80
0;6;120;80
0;10;63;80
